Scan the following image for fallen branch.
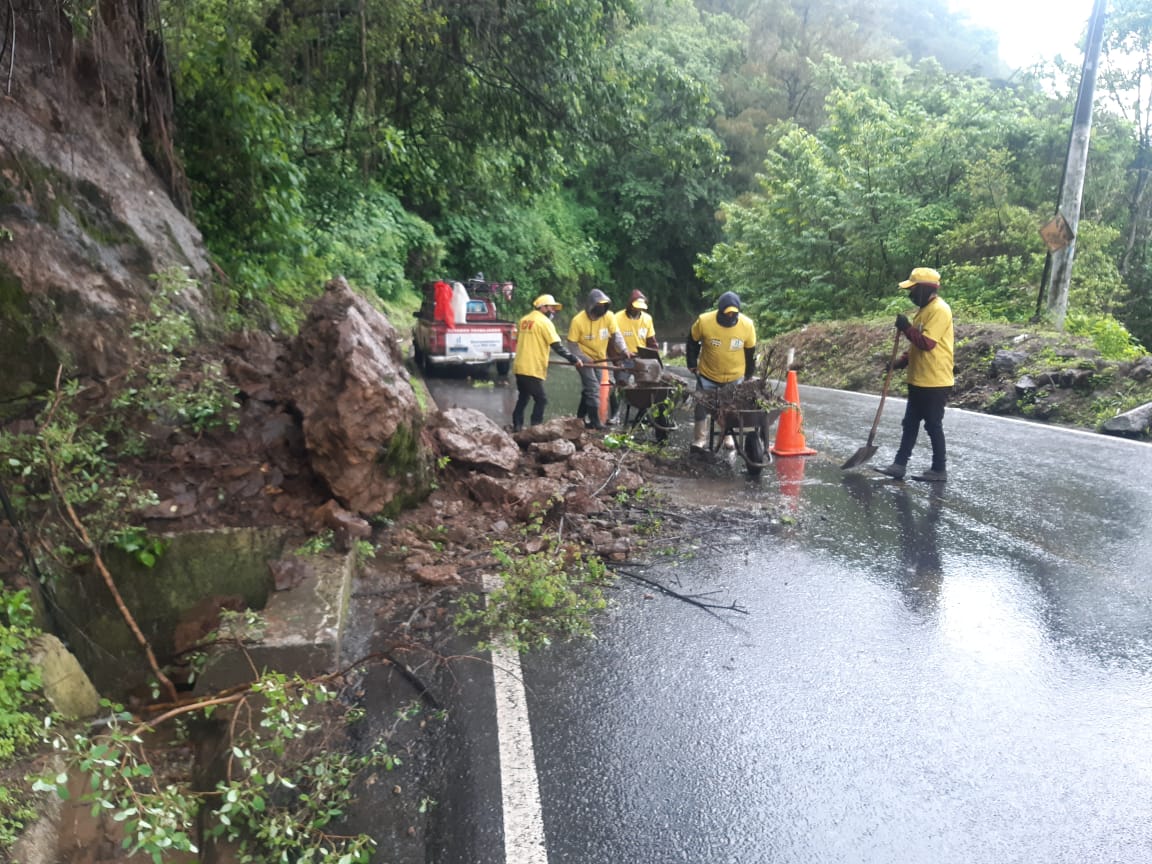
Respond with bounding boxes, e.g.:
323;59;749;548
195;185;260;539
43;367;179;703
613;566;748;615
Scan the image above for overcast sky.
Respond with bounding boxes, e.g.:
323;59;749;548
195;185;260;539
947;0;1093;68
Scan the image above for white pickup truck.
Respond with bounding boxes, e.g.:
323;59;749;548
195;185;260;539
411;280;517;376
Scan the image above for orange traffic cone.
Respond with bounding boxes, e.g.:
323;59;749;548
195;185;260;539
771;369;817;456
774;452;807;503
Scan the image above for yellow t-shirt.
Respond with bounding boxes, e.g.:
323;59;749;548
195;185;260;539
615;309;656;354
513;309;562;379
907;297;954;388
690;311;757;384
568;310;621;362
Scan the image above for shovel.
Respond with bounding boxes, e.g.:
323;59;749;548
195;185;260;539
841;330;902;470
549;357;662;383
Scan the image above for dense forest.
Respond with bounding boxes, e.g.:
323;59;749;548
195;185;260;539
46;0;1152;343
138;0;1152;350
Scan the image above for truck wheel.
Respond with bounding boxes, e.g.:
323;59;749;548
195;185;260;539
495;360;511;376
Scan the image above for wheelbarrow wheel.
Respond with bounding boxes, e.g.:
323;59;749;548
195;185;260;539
744;429;766;478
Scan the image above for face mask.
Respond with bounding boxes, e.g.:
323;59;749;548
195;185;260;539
545;309;556;319
717;311;738;327
588;304;609;320
909;285;935;307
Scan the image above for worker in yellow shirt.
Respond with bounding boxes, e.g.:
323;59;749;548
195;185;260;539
611;289;659;422
686;291;757;451
876;267;955;482
568;289;631;429
511;294;583;432
615;290;658;355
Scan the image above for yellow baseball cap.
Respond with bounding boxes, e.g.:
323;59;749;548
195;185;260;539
722;305;739;314
533;294;562;309
898;267;941;289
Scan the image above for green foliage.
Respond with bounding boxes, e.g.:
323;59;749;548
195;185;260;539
1066;312;1147;361
700;58;1148;336
0;589;48;851
307;183;441;302
294;531;335;557
0;268;238;582
455;541;611;651
112;268;240;436
35;675;401;863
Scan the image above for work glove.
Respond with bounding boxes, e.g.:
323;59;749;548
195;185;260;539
895;313;911;332
889;353;909;371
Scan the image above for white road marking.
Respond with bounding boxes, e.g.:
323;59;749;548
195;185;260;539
484;575;549;864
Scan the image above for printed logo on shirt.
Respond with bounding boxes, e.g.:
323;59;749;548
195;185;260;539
729;338;745;350
638;327;650;338
707;338;722;348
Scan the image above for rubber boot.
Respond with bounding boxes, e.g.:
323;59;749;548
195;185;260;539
722;434;736;450
691;419;709;452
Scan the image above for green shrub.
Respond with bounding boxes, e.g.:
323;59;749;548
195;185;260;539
1066;311;1146;361
455;541;611;651
0;589;48;850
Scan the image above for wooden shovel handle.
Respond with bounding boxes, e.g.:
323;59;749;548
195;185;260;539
866;330;903;448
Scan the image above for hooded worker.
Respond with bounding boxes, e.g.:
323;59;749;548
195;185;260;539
686;291;758;451
511;294;583;432
876;267;954;482
615;290;659;354
568;288;631;429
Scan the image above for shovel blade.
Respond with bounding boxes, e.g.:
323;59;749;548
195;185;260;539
840;445;878;470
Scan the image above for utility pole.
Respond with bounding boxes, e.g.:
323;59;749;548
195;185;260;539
1044;0;1108;329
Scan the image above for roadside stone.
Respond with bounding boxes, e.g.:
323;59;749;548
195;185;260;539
568;450;617;481
539;462;568;478
531;438;577;462
565;491;607;515
408;564;461;586
992;350;1028;377
512;417;586;445
269;559;310;592
29;635;101;719
1101;402;1152;437
310;499;372;547
432;406;521;474
463;473;514;505
1014;375;1037;397
1127;356;1152;382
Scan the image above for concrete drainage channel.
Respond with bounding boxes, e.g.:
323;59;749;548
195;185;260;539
17;527;371;864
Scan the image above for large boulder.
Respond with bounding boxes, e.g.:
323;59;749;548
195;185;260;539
431;407;521;474
1101;402;1152;438
287;277;425;514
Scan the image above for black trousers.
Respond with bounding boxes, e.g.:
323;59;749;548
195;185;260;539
894;384;951;471
513;375;548;428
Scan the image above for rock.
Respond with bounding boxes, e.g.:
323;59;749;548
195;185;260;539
1127;357;1152;382
1014;375;1037;397
268;559;311;592
432;407;520;474
287;277;424;514
1059;368;1095;390
531;439;577;463
408;564;461;586
1101;402;1152;437
29;635;101;719
309;499;372;548
567;450;617;481
992;350;1028;377
512;417;586;444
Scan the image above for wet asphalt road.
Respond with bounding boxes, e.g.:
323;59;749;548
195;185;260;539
425;371;1152;864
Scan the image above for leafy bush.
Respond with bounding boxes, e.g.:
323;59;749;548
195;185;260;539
455;540;611;651
1066;311;1147;361
0;589;47;850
